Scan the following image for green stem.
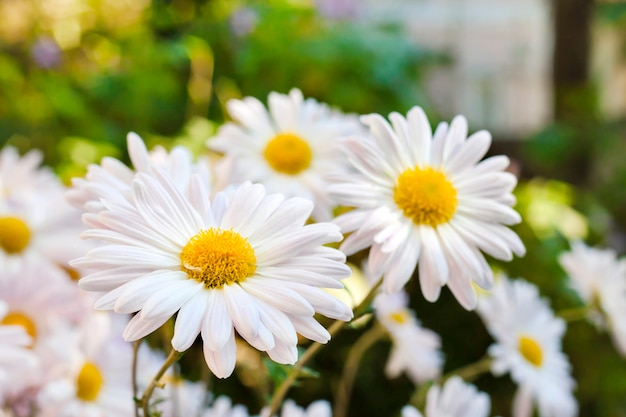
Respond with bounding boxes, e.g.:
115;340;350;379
132;339;142;417
141;348;181;417
557;306;591;322
409;355;493;409
265;278;383;416
333;323;387;417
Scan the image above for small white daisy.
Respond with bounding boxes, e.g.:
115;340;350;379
67;132;212;228
477;276;577;417
374;291;442;385
207;88;363;222
278;399;332;417
0;150;86;274
330;107;525;309
72;169;353;378
401;376;490;417
558;240;626;356
201;396;250;417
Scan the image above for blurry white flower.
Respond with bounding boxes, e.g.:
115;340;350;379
0;147;86;274
37;311;134;417
374;291;442;384
73;169;352;378
201;396;250;417
330;107;524;309
67;132;211;228
401;376;490;417
477;277;577;417
279;399;331;417
208;88;363;222
559;240;626;356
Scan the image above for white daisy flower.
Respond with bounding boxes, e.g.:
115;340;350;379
401;376;490;417
477;276;577;417
207;88;363;222
374;291;442;384
558;240;626;356
201;396;250;417
0;301;38;404
278;399;332;417
330;107;525;309
0;150;86;274
37;310;135;417
72;169;353;378
67;132;212;228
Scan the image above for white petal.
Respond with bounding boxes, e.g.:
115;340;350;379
172;290;208;351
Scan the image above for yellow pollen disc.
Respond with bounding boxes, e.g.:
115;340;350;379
518;335;543;367
2;312;37;342
180;228;256;289
0;216;31;254
389;310;410;325
76;362;104;402
393;166;458;227
263;132;312;175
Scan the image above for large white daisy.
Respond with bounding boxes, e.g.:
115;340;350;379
374;291;442;385
207;88;363;222
330;106;525;309
401;376;490;417
558;240;626;356
72;169;352;378
477;276;577;417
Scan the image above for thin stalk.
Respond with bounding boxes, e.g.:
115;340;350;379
140;348;180;417
557;306;591;322
265;278;383;416
132;339;142;417
333;323;387;417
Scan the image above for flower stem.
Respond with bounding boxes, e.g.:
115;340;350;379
132;339;142;417
265;278;383;416
140;348;181;417
409;355;493;409
557;306;590;322
333;323;387;417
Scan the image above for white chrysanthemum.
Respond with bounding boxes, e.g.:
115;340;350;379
0;301;38;403
208;88;363;222
0;150;86;275
477;276;577;417
72;170;353;378
401;376;490;417
67;132;211;228
278;399;332;417
558;240;626;356
37;312;134;417
201;396;250;417
330;107;525;309
374;291;442;384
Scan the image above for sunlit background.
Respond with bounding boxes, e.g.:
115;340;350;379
2;0;626;415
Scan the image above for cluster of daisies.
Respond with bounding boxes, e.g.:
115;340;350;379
0;88;624;417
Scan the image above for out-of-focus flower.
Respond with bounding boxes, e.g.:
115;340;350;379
37;312;134;417
330;107;525;309
374;291;442;385
559;240;626;356
0;147;86;274
477;276;577;417
314;0;359;20
67;132;211;227
31;36;62;69
208;88;363;222
73;170;352;378
278;399;332;417
401;376;490;417
201;396;250;417
229;7;258;38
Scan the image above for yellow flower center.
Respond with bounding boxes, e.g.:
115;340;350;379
0;216;31;254
518;335;543;367
393;167;458;227
388;310;410;325
2;312;37;342
263;132;312;175
180;228;256;289
76;362;104;402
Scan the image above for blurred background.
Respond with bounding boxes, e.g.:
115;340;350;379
2;0;626;415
